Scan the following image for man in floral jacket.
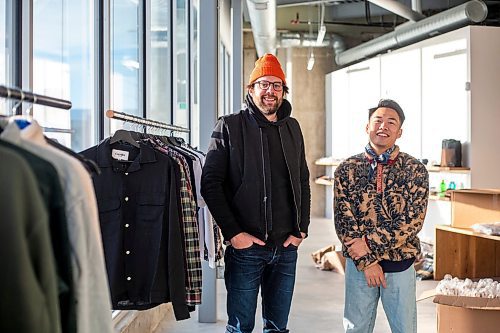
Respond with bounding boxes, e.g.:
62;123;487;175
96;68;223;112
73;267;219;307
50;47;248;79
334;99;429;333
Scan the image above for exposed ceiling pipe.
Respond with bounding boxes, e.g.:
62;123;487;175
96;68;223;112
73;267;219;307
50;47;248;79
246;0;277;56
412;0;422;14
367;0;426;22
278;32;346;55
335;0;488;66
331;34;347;56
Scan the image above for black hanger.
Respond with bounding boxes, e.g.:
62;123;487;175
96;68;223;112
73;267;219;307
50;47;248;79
158;135;175;146
165;131;186;146
167;136;181;146
173;136;186;146
110;129;140;148
0;115;5;133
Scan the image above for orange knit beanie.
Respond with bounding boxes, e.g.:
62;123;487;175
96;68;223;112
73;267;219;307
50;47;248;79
248;53;287;86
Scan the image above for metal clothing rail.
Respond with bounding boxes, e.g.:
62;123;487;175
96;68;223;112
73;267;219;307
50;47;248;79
106;110;190;133
0;85;72;110
43;127;75;134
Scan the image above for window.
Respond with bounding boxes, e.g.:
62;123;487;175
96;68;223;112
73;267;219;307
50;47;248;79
0;1;8;86
7;0;195;147
224;49;230;115
149;0;171;124
0;0;15;115
33;0;96;151
219;43;230;116
110;0;141;118
190;0;199;146
174;0;189;140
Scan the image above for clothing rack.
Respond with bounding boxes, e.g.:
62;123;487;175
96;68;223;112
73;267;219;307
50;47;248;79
0;85;72;110
43;127;75;134
106;110;190;133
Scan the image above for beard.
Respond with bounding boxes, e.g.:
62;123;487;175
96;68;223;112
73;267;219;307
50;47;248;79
254;94;283;116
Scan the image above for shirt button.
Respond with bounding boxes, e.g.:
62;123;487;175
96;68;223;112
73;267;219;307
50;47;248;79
125;173;128;176
127;276;132;281
125;197;129;202
126;250;130;255
125;224;130;228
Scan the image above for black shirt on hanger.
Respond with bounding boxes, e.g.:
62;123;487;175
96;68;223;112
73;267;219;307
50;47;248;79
81;138;190;320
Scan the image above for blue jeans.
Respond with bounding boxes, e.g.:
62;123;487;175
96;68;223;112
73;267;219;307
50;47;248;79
343;259;416;333
224;243;298;333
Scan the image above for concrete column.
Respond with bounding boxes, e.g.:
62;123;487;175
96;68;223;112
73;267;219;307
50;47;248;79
289;47;335;217
231;0;243;112
198;0;218;323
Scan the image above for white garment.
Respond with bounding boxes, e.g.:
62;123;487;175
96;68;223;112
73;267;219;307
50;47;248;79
203;207;217;268
192;153;205;207
191;153;207;262
191;152;217;268
1;121;113;333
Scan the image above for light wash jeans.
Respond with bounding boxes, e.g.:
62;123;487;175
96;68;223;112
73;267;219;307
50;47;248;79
343;259;416;333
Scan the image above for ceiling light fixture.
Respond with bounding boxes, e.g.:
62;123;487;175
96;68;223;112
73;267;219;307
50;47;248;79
307;5;315;71
316;4;326;46
307;52;315;71
316;25;326;46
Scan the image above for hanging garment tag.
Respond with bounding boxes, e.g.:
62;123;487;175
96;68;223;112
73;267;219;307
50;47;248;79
216;262;225;279
112;149;130;161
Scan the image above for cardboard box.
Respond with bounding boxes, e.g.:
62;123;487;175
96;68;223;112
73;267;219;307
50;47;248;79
451;189;500;228
322;251;346;275
311;245;346;275
434;294;500;310
434;295;500;333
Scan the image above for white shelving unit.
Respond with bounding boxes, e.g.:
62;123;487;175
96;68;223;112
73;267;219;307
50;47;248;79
325;26;500;243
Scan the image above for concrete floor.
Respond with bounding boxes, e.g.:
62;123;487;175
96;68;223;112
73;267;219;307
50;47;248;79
157;218;438;333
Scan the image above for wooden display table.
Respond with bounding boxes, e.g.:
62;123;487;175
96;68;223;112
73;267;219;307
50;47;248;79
434;225;500;280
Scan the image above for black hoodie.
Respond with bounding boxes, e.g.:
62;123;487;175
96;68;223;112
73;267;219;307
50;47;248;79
246;95;295;244
201;94;311;243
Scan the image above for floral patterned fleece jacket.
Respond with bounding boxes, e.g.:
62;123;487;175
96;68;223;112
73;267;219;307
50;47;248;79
334;146;429;271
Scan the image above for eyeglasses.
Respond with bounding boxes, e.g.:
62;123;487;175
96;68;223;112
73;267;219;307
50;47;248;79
254;80;284;91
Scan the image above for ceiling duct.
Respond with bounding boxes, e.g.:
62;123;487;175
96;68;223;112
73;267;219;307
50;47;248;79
331;33;347;56
367;0;426;22
246;0;277;56
335;0;488;66
278;32;346;55
412;0;422;14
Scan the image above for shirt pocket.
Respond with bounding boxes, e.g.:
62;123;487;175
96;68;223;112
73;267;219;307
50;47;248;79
98;198;122;240
137;193;166;225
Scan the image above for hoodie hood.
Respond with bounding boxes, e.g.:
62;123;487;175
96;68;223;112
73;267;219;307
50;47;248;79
246;94;291;127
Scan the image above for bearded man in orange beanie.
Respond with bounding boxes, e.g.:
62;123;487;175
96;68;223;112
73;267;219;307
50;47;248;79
201;53;310;333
